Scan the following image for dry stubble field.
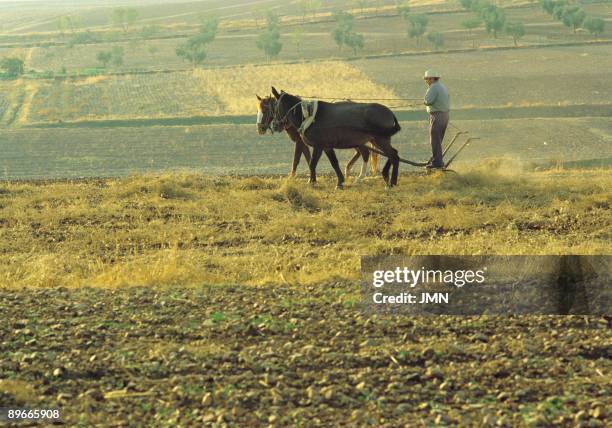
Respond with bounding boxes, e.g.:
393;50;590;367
0;166;610;426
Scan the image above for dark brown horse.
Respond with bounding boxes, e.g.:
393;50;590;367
256;95;378;179
269;87;401;188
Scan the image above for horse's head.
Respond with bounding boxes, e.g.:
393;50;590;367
270;86;300;133
256;94;276;135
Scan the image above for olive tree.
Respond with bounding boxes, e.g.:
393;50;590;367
505;21;525;46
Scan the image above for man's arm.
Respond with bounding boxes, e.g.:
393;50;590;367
424;85;438;106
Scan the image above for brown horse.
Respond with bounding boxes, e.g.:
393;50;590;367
269;87;401;188
257;95;378;179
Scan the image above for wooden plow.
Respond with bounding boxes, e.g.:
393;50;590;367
366;130;479;172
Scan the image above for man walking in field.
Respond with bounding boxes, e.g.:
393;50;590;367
423;70;450;169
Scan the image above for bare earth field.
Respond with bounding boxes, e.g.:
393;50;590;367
0;170;610;426
2;287;609;427
1;118;610;179
354;45;612;109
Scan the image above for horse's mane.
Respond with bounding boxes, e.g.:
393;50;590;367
279;92;303;127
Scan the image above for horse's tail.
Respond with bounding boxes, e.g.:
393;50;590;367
389;114;402;136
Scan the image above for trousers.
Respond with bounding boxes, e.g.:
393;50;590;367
429;111;449;167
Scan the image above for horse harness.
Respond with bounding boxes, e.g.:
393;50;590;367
273;93;318;139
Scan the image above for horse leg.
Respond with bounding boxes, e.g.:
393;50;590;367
286;129;311;177
390;147;400;186
345;149;361;179
357;146;370;180
309;145;323;185
382;159;392;185
373;136;400;187
300;139;311;165
290;142;302;177
324;148;345;189
370;146;379;175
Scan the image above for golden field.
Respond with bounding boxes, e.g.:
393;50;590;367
5;62;396;124
0;164;609;289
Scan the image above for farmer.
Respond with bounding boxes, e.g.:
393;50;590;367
423;70;450;169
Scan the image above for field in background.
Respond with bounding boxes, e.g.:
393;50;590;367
1;117;610;179
12;3;611;74
4;44;608;126
354;44;612;108
4;62;395;124
0;0;553;34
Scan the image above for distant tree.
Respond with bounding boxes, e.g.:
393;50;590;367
468;0;489;13
256;11;283;60
345;31;364;55
331;11;364;55
257;30;283;60
479;5;505;38
332;11;354;51
96;51;112;68
56;15;82;38
176;43;206;68
200;17;220;41
540;0;566;16
111;46;124;67
426;31;444;50
583;16;605;36
551;2;568;21
505;21;525;46
0;57;25;78
540;0;554;15
396;1;410;20
560;6;586;33
406;14;428;47
95;47;123;70
291;27;305;57
126;8;139;28
110;7;139;32
176;17;219;67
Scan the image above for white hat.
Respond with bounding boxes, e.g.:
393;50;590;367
423;70;441;79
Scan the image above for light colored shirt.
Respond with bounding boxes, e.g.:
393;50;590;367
424;81;450;113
